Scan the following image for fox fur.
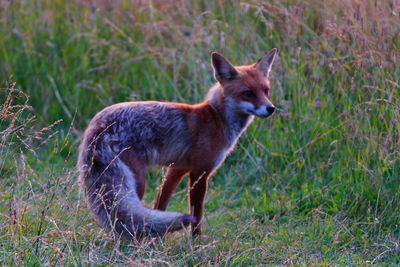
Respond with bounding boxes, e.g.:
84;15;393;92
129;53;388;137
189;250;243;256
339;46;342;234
77;48;278;239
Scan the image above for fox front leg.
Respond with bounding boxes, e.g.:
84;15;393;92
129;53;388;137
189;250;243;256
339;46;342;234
189;170;211;236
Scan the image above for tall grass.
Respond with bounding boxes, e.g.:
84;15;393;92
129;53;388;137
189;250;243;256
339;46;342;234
0;0;399;265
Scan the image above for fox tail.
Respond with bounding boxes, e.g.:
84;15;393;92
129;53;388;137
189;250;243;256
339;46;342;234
78;138;194;239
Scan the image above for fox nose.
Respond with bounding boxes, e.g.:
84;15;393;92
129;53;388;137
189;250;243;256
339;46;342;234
266;105;275;114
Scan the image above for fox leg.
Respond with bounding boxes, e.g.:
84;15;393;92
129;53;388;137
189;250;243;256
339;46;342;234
189;170;211;236
153;168;188;210
120;147;147;199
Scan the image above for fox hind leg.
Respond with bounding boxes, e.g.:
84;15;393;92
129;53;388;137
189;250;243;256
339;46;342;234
120;147;147;199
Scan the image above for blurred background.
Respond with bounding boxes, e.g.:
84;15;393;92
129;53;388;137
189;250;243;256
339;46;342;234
0;0;399;265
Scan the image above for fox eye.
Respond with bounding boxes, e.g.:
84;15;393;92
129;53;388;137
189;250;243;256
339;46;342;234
242;90;255;98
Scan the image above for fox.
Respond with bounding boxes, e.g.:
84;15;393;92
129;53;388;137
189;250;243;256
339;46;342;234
77;48;278;240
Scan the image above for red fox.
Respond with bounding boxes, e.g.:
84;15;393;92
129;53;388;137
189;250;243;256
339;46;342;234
78;48;278;239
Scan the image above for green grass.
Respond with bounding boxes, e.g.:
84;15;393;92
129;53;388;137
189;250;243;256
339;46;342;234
0;0;399;265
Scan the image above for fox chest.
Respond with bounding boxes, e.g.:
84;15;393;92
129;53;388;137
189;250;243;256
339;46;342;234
204;130;244;171
211;148;229;170
189;139;232;172
207;139;239;171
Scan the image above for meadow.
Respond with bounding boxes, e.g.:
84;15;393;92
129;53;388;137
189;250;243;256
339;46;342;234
0;0;399;265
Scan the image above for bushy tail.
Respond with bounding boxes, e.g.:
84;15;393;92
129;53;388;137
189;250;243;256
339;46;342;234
78;138;194;239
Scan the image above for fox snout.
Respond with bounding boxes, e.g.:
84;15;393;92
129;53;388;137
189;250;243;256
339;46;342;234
254;103;276;118
237;101;276;118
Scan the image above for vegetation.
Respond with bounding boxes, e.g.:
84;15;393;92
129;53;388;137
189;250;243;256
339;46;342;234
0;0;399;265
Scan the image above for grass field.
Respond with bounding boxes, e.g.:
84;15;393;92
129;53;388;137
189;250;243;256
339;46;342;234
0;0;399;265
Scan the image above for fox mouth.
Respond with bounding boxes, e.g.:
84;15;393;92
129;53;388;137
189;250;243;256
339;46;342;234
244;109;272;118
257;113;272;118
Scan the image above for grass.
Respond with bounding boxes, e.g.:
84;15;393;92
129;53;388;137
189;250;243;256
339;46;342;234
0;0;399;265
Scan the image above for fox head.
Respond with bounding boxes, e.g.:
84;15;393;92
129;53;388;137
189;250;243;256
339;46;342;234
210;49;278;118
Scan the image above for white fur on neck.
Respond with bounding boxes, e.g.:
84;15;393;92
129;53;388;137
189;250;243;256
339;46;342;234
205;83;223;108
224;98;254;146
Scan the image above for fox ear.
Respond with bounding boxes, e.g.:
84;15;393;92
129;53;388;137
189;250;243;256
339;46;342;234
256;48;278;78
211;52;238;83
